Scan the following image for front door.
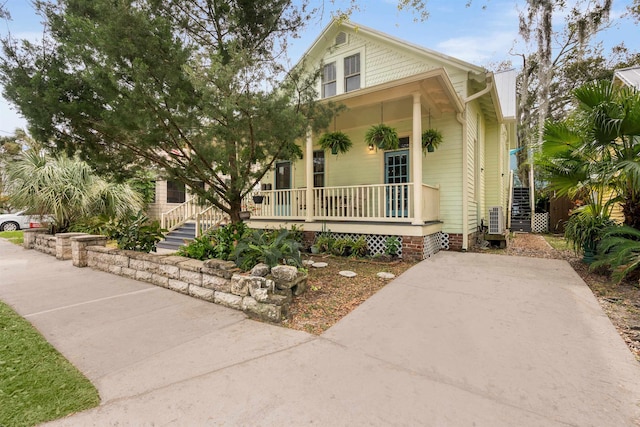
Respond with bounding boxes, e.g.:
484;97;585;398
275;161;291;216
384;150;409;218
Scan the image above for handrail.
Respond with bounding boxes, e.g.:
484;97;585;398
195;206;227;237
507;170;514;230
160;196;200;232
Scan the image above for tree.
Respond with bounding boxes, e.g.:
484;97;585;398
539;81;640;229
514;0;617;185
0;0;335;223
7;150;143;232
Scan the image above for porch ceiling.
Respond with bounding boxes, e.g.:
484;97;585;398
326;68;464;122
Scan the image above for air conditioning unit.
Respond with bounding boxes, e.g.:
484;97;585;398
488;206;505;234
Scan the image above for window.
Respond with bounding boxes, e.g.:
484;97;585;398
322;62;336;98
275;161;291;190
398;137;410;149
166;180;186;204
344;53;360;92
313;150;325;187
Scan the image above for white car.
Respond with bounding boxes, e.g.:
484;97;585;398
0;211;47;232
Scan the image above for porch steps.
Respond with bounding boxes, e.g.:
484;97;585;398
157;222;196;251
511;187;532;232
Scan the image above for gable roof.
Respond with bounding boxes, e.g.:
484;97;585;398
297;19;486;76
613;66;640;89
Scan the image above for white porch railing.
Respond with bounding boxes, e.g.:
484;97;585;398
250;183;440;223
195;206;227;237
161;196;200;231
422;183;440;222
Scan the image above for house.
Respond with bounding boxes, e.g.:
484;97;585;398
243;20;517;259
613;66;640;90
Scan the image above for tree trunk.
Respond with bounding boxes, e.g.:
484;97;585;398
228;196;243;224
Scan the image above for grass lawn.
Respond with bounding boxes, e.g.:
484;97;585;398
0;230;24;245
0;301;99;427
542;233;571;251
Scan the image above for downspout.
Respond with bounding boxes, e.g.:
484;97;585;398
456;112;469;250
457;77;493;251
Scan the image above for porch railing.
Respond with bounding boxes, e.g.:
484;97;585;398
250;183;440;223
195;206;227;237
421;183;440;222
161;196;200;231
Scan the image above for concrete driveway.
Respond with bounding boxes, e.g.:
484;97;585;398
1;239;640;426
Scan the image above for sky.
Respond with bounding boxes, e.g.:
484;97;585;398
0;0;637;136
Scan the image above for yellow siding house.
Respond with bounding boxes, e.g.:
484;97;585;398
246;20;517;259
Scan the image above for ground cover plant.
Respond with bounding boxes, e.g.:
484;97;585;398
0;301;99;426
0;230;23;245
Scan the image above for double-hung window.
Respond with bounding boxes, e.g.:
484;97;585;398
322;62;337;98
344;53;360;92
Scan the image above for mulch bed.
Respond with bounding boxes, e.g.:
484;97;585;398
283;255;418;335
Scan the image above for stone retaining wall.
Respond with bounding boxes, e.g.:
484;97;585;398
22;231;305;322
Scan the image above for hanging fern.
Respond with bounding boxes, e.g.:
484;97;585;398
422;128;443;153
365;124;399;150
318;131;353;155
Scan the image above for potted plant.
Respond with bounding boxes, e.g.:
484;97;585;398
252;194;264;204
318;131;353;155
422;128;443;153
365;124;399;150
239;210;251;220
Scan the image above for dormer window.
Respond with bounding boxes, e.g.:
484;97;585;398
322;62;337;98
344;53;360;92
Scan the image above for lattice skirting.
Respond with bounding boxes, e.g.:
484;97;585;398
318;232;403;257
315;231;450;259
533;213;549;233
439;232;450;250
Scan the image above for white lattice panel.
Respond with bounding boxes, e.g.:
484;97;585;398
533;213;549;233
318;232;403;257
439;232;450;250
423;233;442;258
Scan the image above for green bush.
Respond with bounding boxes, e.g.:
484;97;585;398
68;215;110;234
101;212;166;252
178;222;249;261
351;236;368;257
564;209;615;259
233;228;302;271
315;234;335;253
592;225;640;283
384;236;401;257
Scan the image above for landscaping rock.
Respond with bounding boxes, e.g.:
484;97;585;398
292;279;307;296
302;260;315;266
201;275;231;293
203;259;236;271
231;277;250;296
189;285;214;302
251;288;269;302
377;272;396;280
312;262;328;268
271;265;298;282
339;270;357;278
213;292;242;309
250;263;270;277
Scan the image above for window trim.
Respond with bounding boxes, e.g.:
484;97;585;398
318;48;365;98
321;62;337;99
344;53;360;93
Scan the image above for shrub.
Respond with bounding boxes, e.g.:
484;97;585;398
178;222;249;261
351;236;368;257
564;209;615;256
315;234;335;253
233;228;302;271
592;225;640;283
384;236;401;257
101;212;166;252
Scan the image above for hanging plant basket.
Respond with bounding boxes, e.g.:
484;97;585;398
318;131;353;155
365;124;399;150
252;195;264;204
422;128;443;153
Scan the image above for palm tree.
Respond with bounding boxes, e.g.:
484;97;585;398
574;81;640;228
540;81;640;229
7;151;143;232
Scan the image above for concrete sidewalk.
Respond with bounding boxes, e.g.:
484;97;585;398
2;239;640;426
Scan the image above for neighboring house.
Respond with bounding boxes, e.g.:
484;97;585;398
613;66;640;90
148;179;203;220
244;20;517;258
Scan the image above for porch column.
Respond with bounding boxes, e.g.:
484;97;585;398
412;92;423;225
305;128;315;222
